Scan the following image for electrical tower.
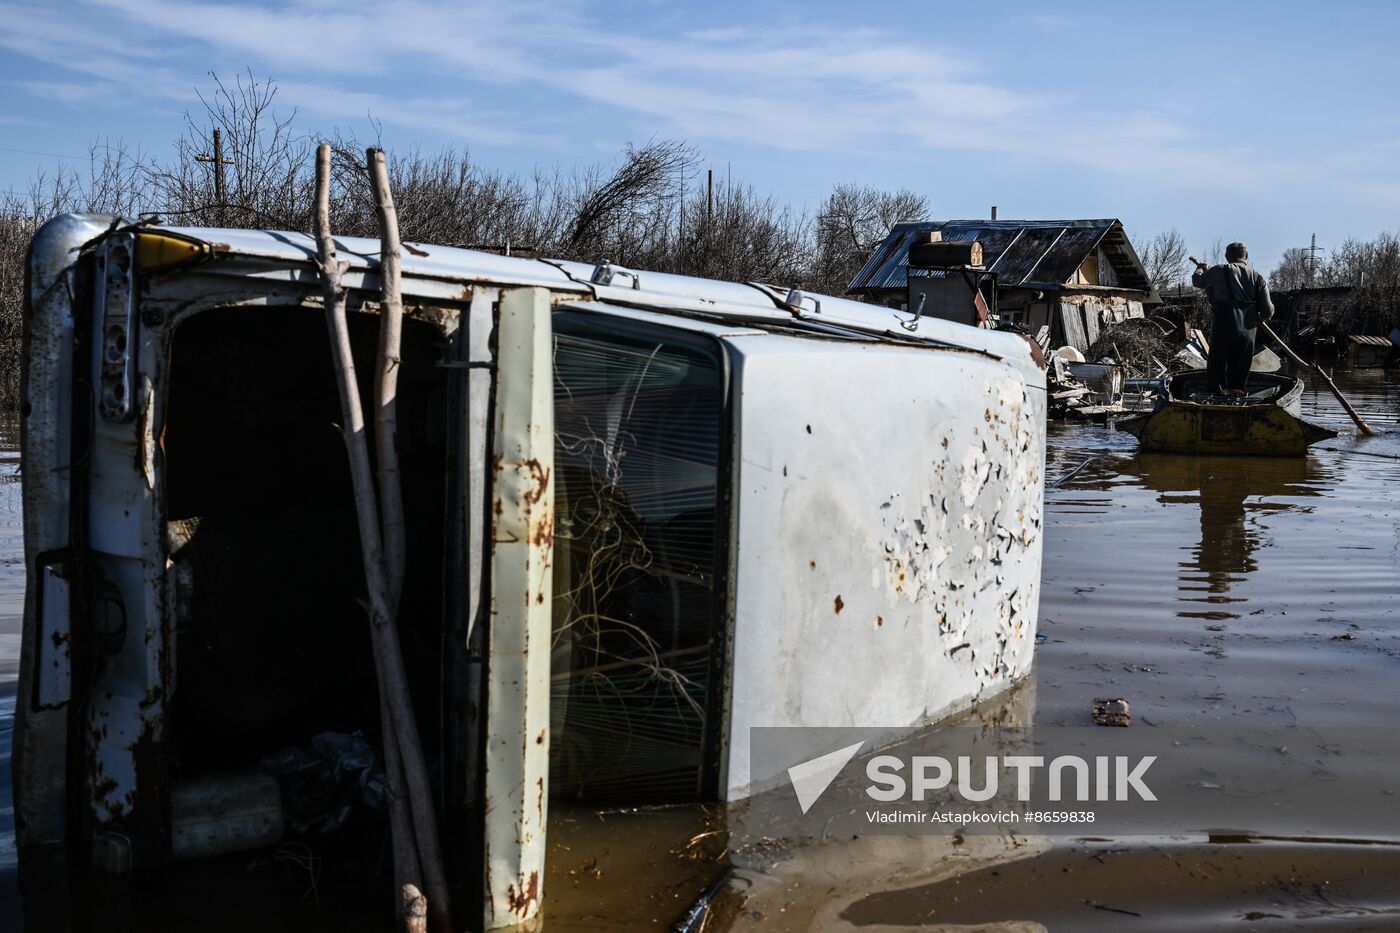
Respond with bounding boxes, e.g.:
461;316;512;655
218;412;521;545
1304;232;1324;285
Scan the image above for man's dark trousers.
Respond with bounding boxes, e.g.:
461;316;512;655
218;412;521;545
1207;317;1255;393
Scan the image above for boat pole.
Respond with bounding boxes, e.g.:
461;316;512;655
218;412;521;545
1258;320;1378;437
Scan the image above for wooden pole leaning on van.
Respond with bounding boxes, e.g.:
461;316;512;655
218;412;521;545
1189;257;1377;437
367;146;454;931
313;144;450;933
365;146;429;930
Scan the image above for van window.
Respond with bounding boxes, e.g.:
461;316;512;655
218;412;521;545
549;312;726;801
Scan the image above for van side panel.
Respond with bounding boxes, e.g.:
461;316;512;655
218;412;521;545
723;337;1046;799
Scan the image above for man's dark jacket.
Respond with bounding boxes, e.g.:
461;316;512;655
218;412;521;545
1191;261;1275;391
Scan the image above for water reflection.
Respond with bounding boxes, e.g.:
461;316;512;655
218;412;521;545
1132;453;1324;620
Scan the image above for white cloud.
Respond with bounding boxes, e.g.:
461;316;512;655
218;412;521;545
0;0;1298;190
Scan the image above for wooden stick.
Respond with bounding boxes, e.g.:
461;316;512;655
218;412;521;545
1259;320;1378;436
1189;257;1377;437
365;144;423;923
402;883;428;933
376;646;423;922
313;144;449;931
368;147;407;610
366;146;454;931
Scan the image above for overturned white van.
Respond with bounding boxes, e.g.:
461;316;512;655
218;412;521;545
15;215;1044;927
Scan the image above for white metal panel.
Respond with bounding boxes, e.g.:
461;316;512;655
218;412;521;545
36;567;71;709
550;259;783;315
157;225;583;292
552;258;1043;377
483;287;555;929
465;288;497;645
721;336;1046;800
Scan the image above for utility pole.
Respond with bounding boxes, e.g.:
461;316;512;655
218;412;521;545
195;128;234;225
706;168;713;230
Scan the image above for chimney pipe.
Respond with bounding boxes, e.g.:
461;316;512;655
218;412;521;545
991;205;998;221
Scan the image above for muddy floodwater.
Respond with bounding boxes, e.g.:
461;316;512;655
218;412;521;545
3;369;1399;931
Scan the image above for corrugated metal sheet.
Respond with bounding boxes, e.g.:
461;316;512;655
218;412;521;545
1346;335;1393;346
848;219;1152;294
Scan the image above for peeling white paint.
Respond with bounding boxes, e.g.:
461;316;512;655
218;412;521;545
726;340;1046;800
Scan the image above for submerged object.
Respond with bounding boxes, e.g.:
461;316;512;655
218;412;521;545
1116;371;1336;456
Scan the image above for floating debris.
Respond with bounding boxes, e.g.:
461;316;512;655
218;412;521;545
1092;697;1131;727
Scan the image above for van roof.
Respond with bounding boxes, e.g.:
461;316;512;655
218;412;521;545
133;222;1035;367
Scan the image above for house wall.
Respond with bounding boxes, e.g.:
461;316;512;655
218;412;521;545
1054;295;1147;352
1070;250;1123;288
866;287;1148;352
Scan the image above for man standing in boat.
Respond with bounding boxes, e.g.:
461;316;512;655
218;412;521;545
1192;243;1275;395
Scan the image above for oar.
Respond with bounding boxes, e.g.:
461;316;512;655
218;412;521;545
1258;320;1378;436
1189;257;1377;436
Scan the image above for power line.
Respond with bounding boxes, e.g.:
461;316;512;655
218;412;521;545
0;145;83;160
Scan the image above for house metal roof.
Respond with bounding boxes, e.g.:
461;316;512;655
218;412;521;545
848;219;1154;295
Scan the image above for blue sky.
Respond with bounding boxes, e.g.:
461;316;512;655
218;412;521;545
2;0;1397;274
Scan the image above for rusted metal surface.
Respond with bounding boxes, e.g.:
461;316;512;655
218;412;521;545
483;287;554;929
15;215;111;846
81;260;173;845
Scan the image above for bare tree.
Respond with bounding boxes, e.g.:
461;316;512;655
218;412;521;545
811;183;927;295
149;70;312;229
679;178;813;284
1137;228;1188;291
1269;247;1314;291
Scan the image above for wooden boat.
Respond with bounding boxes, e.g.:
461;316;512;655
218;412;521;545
1116;371;1336;456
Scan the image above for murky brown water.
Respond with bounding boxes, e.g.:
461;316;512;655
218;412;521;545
3;370;1398;931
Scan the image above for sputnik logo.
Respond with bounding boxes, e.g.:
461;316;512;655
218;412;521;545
787;741;865;813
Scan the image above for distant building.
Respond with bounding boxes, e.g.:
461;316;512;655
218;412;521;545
1343;334;1396;368
848;219;1159;351
1270;285;1355;341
